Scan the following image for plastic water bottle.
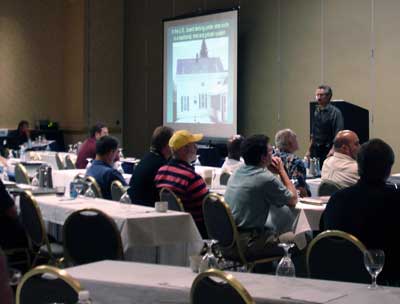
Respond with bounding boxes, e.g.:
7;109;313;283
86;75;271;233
70;181;78;199
76;290;92;304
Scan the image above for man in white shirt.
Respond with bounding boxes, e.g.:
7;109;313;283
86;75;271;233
321;130;360;188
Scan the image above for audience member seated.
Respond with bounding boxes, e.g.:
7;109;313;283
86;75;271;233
275;129;310;197
321;130;360;188
128;126;173;206
76;123;109;169
0;248;13;304
155;130;208;238
224;135;298;258
86;136;127;200
221;135;244;174
7;120;31;150
323;139;400;284
0;180;28;250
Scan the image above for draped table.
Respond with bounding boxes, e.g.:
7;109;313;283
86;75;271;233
66;260;400;304
35;195;203;266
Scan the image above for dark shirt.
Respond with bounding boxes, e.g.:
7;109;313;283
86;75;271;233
7;130;29;150
154;158;209;238
0;180;27;249
323;180;400;283
128;151;167;207
86;160;127;200
76;137;96;169
312;103;344;146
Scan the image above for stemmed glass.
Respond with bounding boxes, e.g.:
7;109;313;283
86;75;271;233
74;183;84;198
84;182;96;198
364;249;385;289
118;148;124;159
199;239;219;273
68;144;73;153
275;243;296;277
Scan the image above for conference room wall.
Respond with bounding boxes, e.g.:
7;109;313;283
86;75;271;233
124;0;400;172
0;0;66;130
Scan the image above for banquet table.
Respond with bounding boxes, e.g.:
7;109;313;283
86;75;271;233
66;260;400;304
35;195;203;265
51;169;131;195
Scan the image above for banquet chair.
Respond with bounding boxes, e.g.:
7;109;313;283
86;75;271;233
202;193;281;272
219;172;231;186
159;187;184;211
55;153;65;170
16;265;82;304
63;208;124;266
111;180;126;201
19;191;63;266
306;230;370;283
65;155;76;169
15;163;30;185
190;269;255;304
317;180;343;196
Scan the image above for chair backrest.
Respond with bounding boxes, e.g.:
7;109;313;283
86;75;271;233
159;187;184;211
306;229;370;283
202;193;247;263
219;172;231;186
111;180;126;201
317;180;343;196
63;208;124;265
65;155;76;169
19;191;48;250
190;269;255;304
16;265;82;304
15;163;30;184
55;153;65;170
85;175;102;198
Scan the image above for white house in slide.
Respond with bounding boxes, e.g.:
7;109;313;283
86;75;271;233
174;40;228;123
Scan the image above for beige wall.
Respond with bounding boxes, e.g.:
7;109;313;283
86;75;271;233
0;0;66;129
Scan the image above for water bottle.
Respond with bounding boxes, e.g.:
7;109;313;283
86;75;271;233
76;290;92;304
70;181;78;199
303;157;309;169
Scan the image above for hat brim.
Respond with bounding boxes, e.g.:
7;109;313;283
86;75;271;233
190;133;203;143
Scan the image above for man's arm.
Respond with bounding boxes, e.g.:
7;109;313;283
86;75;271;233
269;156;298;207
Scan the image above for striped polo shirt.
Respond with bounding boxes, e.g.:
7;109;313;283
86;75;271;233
154;158;208;224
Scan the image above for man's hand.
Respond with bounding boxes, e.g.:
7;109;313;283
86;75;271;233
268;156;284;175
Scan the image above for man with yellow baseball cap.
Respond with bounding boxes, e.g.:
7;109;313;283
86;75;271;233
155;130;209;238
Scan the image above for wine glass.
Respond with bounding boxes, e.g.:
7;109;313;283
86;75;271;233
8;268;22;287
275;243;296;277
84;183;96;198
199;239;219;272
74;183;84;198
120;192;131;204
118;148;124;159
68;144;73;153
364;249;385;289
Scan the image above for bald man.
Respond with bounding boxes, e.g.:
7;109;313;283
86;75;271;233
321;130;360;188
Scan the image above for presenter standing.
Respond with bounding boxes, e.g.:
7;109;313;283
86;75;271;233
306;85;344;166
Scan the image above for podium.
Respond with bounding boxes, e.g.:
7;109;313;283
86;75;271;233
310;100;369;144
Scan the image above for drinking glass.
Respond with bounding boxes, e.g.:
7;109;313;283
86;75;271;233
275;243;296;277
199;239;219;272
74;183;84;198
68;144;73;153
119;192;132;204
118;148;124;159
8;268;22;287
84;183;96;198
364;249;385;289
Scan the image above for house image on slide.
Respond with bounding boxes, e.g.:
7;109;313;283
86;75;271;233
173;39;228;123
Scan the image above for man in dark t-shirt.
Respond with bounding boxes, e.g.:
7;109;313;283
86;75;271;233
307;85;344;165
127;126;173;206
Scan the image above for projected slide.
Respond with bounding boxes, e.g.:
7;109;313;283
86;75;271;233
163;10;237;138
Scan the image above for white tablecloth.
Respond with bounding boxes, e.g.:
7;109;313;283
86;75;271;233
30;151;77;170
36;196;203;265
66;260;400;304
51;169;131;195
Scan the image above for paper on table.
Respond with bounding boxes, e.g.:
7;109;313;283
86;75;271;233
282;288;347;303
299;196;329;206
